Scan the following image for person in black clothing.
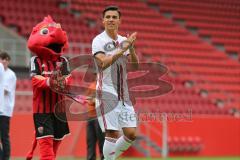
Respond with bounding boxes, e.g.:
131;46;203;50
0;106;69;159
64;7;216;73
86;81;105;160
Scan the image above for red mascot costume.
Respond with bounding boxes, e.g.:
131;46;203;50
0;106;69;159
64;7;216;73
26;15;71;160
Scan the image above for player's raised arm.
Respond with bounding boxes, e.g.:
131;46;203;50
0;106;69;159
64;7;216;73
94;32;137;70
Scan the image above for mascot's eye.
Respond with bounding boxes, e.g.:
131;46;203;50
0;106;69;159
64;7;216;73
40;28;49;35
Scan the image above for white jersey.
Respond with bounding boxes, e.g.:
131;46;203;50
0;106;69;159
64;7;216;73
92;31;130;102
2;68;16;117
0;63;4;114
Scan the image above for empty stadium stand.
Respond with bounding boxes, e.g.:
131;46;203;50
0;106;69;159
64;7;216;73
148;0;240;56
0;23;30;67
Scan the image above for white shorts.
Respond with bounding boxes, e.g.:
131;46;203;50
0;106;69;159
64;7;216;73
96;99;137;132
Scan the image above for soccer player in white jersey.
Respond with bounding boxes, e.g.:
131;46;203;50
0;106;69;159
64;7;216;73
91;6;138;160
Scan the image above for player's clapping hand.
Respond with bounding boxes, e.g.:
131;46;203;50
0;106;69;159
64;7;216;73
128;32;137;44
122;32;137;51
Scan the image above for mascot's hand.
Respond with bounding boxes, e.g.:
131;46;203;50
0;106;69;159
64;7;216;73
49;70;69;93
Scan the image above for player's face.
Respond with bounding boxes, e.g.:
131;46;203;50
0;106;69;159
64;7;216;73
0;58;10;70
103;10;121;31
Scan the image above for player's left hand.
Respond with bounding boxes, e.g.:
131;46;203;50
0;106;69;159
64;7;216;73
127;32;137;46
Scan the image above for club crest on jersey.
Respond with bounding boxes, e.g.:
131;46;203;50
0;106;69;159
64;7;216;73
38;126;44;135
104;41;116;52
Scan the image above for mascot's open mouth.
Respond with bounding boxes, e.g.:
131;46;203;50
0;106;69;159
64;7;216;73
46;43;64;53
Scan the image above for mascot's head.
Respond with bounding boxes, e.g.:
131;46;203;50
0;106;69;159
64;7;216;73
27;15;68;61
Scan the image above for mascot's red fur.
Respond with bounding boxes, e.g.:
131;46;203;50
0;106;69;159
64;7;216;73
26;15;71;160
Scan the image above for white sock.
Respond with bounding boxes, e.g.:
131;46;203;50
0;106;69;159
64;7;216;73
114;136;133;159
103;137;117;160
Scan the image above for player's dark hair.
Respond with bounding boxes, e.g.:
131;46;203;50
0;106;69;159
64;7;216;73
102;6;121;18
0;50;11;61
